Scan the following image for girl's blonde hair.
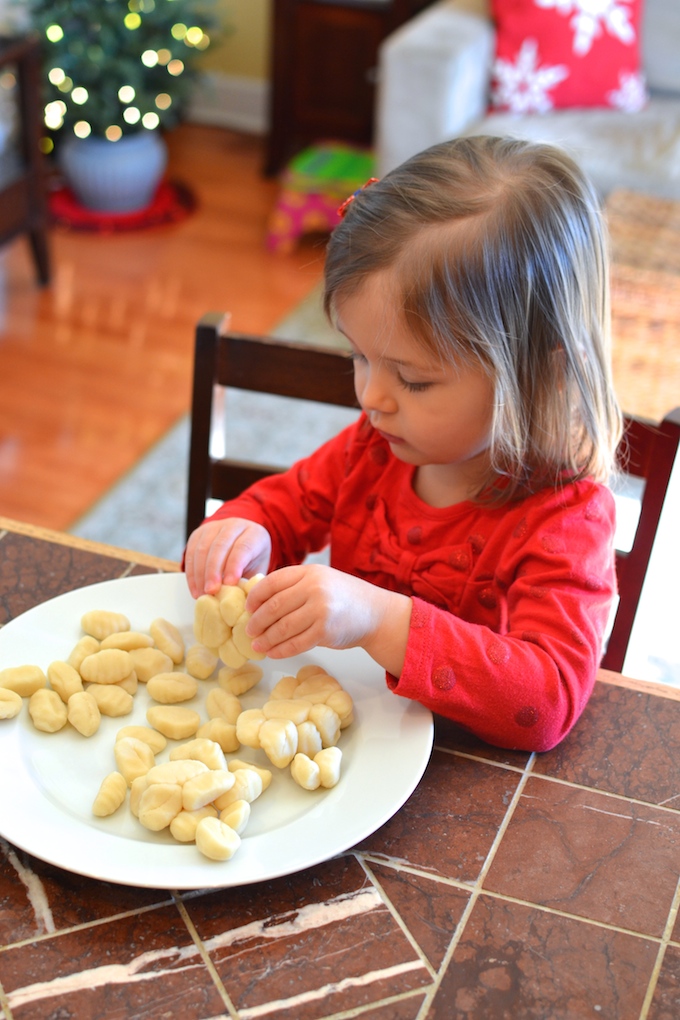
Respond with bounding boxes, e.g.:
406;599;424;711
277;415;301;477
324;135;622;502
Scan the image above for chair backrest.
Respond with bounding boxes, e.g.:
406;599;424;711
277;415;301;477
186;313;679;675
602;406;680;672
186;313;357;539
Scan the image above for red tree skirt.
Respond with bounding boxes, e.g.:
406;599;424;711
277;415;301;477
49;180;196;233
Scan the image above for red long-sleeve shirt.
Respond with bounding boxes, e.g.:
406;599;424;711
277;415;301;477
205;415;616;751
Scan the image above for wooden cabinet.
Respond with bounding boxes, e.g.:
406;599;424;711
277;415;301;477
0;34;50;284
266;0;435;176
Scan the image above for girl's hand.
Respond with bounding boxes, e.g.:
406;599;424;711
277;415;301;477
244;564;412;677
184;518;272;599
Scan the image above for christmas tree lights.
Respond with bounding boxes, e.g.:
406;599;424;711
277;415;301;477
28;0;218;147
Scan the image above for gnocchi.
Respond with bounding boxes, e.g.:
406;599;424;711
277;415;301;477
67;691;102;736
0;688;23;719
79;649;133;686
92;771;128;816
0;665;47;698
29;688;68;732
8;589;355;869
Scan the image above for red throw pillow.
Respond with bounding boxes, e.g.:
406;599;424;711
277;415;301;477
490;0;648;113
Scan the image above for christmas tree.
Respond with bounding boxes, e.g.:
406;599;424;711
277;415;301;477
28;0;218;146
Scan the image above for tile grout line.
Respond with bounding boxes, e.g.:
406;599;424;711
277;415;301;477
357;851;678;948
442;746;680;819
0;977;15;1020
173;894;240;1020
414;751;538;1017
357;854;438;981
312;987;428;1020
0;896;177;953
638;874;680;1019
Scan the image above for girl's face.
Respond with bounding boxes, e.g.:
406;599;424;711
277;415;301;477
335;271;496;505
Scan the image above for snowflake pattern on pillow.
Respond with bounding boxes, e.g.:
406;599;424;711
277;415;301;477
490;0;648;113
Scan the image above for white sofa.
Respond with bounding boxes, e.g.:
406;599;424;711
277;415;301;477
376;0;680;199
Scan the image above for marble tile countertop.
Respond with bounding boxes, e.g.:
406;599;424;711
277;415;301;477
0;517;679;1020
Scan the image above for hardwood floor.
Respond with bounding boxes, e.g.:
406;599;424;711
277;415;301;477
0;125;325;531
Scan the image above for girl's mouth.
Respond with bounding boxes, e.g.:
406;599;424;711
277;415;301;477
376;429;404;446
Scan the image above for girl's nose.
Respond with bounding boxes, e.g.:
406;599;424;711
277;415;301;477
356;364;398;415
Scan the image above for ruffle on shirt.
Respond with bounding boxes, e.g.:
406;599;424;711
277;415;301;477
354;497;473;609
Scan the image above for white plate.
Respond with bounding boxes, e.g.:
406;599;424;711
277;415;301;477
0;573;433;889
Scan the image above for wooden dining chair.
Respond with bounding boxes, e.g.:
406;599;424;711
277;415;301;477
186;313;679;674
186;312;358;540
602;406;680;672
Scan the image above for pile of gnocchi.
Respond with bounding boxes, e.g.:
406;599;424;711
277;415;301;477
0;576;354;863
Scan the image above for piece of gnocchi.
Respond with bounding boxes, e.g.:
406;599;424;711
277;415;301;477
114;735;156;785
205;687;241;724
262;699;312;725
81;610;130;641
213;768;263;809
128;647;174;683
195;816;241;861
290;753;321;791
185;644;218;680
138;783;183;831
146;672;198;704
146;705;201;740
235;708;265;749
217;637;248;670
308;703;341;748
182;769;235;811
0;665;47;698
218;799;250;835
67;636;100;671
269;674;301;700
218;663;263;697
92;771;128;816
196;717;240;753
296;720;323;757
116;672;139;696
326;689;354;729
231;614;266;662
79;649;133;685
116;725;167;755
259;717;298;769
47;660;84;703
193;594;229;650
315;746;343;788
28;688;68;732
169;737;227;771
294;673;342;704
87;684;134;718
67;690;101;736
150;617;185;664
170;806;217;843
227;759;273;792
146;759;208;786
100;631;154;651
0;688;23;720
217;584;246;626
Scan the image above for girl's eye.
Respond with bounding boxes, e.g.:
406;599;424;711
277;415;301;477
399;376;431;393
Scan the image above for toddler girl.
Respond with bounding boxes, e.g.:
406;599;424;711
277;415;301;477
185;135;622;752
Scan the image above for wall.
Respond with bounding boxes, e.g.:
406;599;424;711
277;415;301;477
189;0;272;134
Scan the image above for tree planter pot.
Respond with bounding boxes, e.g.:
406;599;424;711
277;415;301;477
59;130;168;214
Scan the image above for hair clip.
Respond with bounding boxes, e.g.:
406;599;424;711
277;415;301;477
337;177;380;219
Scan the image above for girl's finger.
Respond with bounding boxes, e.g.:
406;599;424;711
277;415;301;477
250;604;318;655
